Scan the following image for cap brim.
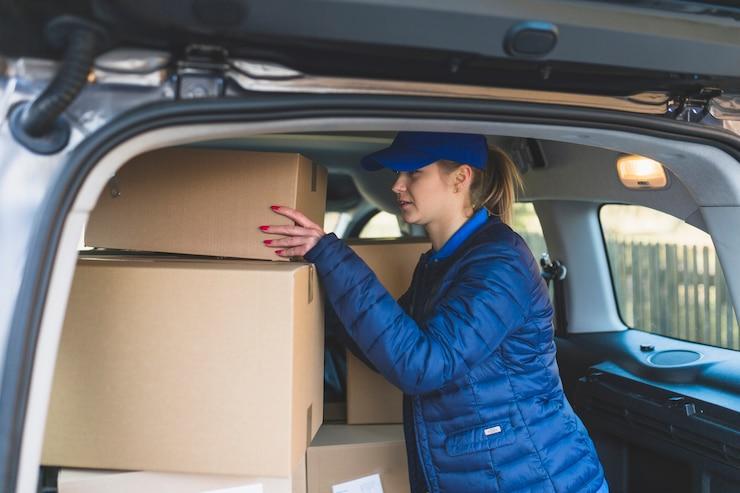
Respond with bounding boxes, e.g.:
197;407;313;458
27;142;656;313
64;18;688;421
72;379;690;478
361;145;437;172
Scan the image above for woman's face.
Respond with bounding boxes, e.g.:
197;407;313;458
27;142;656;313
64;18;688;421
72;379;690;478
391;161;461;226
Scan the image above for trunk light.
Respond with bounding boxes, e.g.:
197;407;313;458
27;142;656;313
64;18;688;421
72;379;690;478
617;155;668;190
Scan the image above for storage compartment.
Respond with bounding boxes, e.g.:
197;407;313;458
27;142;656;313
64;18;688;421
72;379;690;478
43;256;324;477
575;361;740;493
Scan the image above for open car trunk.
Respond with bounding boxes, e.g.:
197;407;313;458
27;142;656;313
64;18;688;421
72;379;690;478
13;118;739;493
1;2;740;492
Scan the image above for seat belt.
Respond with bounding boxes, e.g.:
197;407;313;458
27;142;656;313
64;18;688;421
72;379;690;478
540;253;568;338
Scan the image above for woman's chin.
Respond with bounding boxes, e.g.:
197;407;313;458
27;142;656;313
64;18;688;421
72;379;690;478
399;209;419;224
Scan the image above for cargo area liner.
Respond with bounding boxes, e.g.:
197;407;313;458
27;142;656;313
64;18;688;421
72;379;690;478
8;107;740;492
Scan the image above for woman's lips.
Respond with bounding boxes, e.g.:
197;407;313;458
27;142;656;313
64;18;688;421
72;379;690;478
399;200;413;209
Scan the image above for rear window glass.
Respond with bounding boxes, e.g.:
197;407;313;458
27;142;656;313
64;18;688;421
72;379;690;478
600;204;739;351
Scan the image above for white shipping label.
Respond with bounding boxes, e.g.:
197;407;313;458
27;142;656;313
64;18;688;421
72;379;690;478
331;473;384;493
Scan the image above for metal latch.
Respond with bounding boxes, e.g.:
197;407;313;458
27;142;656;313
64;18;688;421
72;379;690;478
540;253;567;286
176;44;228;99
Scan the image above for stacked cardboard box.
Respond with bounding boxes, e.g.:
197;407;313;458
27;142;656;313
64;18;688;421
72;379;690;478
45;149;327;492
57;425;409;493
58;461;307;493
345;240;430;425
299;239;429;492
44;147;425;492
44;256;324;480
84;147;327;261
307;425;409;493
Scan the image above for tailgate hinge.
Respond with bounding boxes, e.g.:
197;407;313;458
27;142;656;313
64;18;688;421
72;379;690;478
176;45;229;99
674;87;723;123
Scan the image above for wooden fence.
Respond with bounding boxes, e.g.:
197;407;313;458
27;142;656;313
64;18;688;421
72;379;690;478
519;232;739;351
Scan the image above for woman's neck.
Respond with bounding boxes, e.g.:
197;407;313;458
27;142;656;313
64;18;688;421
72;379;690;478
426;207;474;251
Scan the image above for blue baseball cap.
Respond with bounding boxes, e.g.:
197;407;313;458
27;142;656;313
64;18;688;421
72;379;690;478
361;131;488;172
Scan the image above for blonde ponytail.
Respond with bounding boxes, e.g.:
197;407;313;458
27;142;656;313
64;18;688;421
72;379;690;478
439;145;524;224
472;146;524;225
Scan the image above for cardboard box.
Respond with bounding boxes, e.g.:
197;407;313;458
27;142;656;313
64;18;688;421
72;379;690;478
43;256;324;477
346;240;429;299
345;240;429;425
307;425;409;493
345;353;403;425
85;148;327;260
58;457;307;493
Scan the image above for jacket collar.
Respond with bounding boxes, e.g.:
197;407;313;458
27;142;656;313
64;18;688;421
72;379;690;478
429;208;494;262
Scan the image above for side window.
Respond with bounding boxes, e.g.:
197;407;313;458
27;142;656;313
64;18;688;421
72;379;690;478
512;202;547;259
600;204;739;350
323;211;355;238
324;212;345;234
353;204;547;245
358;211;402;239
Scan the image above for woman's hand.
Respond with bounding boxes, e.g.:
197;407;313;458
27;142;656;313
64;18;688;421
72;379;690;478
260;205;326;258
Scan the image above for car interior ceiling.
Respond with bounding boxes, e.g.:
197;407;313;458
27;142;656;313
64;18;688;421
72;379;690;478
39;120;740;493
196;131;707;226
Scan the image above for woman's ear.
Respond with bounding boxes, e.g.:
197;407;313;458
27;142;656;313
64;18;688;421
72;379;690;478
456;164;474;189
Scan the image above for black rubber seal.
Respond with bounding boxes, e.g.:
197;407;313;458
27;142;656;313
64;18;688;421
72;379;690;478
8;102;71;155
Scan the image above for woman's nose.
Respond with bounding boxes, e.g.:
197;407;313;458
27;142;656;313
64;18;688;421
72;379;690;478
391;173;406;194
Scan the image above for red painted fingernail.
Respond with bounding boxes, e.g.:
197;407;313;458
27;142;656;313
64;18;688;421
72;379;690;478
259;226;269;231
275;250;284;255
264;240;273;245
270;205;280;210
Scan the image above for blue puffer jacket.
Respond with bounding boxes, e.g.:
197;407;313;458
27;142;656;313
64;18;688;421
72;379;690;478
305;214;607;493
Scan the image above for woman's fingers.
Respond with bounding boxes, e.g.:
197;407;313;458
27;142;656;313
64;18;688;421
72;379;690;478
263;236;307;248
260;224;319;237
261;206;325;258
270;205;322;232
274;245;311;258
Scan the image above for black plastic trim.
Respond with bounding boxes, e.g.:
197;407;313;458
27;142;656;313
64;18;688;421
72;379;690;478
4;1;740;95
3;93;740;492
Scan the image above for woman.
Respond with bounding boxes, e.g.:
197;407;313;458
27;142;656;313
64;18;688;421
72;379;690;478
261;132;608;493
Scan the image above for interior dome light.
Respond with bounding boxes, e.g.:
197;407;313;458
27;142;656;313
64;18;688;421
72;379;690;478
616;155;668;189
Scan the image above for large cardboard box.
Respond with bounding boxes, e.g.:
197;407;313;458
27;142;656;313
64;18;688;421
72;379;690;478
43;256;324;477
307;425;409;493
58;457;307;493
347;240;429;300
85;148;327;260
345;240;429;425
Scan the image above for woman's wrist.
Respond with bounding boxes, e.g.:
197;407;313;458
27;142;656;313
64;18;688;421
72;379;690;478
304;232;336;263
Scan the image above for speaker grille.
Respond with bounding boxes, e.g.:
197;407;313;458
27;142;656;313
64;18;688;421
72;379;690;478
649;350;702;366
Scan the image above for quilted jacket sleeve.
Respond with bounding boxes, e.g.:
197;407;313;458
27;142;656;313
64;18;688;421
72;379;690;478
305;233;532;396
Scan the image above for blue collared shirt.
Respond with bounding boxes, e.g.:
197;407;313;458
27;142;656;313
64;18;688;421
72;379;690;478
428;207;490;262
